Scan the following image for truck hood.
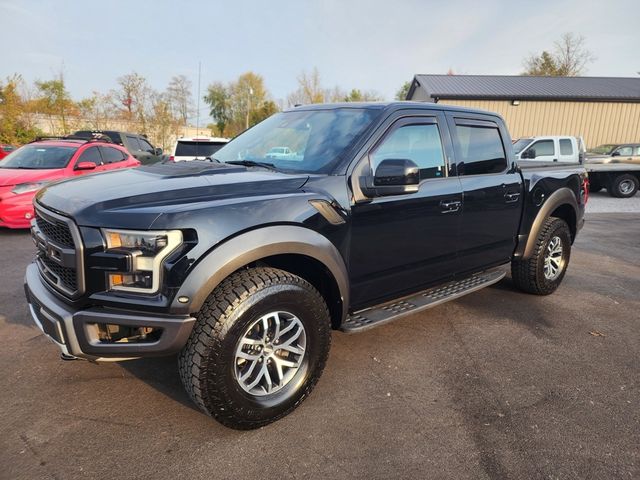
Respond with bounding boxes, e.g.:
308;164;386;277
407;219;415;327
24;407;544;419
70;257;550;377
0;168;65;187
36;162;310;229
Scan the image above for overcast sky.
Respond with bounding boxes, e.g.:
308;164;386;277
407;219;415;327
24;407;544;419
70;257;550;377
1;0;638;110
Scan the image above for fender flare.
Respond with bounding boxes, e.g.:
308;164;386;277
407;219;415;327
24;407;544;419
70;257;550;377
169;226;350;320
521;187;578;259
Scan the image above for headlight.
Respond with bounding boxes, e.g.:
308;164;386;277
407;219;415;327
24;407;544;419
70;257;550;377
102;229;182;293
12;182;49;194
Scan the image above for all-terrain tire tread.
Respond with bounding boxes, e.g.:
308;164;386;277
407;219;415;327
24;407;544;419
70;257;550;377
511;217;571;295
178;267;331;429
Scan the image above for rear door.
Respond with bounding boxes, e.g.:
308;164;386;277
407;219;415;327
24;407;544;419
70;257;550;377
349;112;463;307
72;146;107;176
446;113;523;274
99;146;133;170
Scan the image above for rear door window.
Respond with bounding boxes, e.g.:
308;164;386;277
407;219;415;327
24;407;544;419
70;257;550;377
559;139;573;156
176;141;227;157
76;146;103;166
99;146;128;164
452;121;507;175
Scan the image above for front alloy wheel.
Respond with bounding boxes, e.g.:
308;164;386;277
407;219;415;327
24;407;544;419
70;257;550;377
234;311;307;396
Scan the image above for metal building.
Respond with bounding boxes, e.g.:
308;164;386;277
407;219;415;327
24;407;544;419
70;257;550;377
406;75;640;148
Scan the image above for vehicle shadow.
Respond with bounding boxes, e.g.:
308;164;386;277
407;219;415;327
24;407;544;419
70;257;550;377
117;355;203;414
458;277;555;337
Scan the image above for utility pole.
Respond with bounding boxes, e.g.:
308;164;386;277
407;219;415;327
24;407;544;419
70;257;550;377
196;61;201;136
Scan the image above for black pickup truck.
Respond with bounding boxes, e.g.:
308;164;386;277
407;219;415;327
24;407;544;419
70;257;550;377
25;102;588;429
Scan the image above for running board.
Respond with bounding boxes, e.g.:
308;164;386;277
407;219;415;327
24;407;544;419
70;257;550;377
341;270;505;333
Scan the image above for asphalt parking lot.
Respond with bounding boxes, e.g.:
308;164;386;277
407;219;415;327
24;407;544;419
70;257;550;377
1;198;638;480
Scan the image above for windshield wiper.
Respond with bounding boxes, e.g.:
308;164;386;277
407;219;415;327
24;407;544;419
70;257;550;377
226;160;278;171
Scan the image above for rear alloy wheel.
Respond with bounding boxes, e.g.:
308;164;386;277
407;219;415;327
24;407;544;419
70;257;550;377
511;217;571;295
609;174;639;198
178;267;331;430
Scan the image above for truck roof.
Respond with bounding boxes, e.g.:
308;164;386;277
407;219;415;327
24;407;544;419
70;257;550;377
289;101;502;118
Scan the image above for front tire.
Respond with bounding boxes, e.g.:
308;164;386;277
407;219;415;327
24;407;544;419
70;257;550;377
511;217;572;295
178;267;331;430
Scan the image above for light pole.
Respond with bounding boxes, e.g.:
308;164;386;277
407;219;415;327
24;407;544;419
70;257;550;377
245;87;253;130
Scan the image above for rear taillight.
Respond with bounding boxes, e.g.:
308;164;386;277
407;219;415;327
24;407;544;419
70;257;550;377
169;155;175;162
582;176;589;204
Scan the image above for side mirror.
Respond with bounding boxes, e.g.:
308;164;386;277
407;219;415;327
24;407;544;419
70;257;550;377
611;151;620;157
154;147;163;156
361;159;420;197
522;148;536;159
75;161;97;170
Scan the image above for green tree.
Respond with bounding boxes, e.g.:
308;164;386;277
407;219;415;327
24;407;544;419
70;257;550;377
250;99;279;125
343;88;382;102
205;72;277;137
0;75;42;144
35;74;74;134
395;81;411;100
204;82;230;137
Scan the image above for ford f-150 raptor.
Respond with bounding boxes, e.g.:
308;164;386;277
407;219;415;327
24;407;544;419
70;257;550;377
24;102;588;429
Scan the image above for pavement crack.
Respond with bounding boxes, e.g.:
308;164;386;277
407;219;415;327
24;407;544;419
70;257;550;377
19;434;61;480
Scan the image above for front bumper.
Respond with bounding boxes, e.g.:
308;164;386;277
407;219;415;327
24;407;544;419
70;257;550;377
0;192;35;229
24;263;196;361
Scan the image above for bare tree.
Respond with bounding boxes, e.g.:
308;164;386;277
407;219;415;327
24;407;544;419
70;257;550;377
114;72;153;132
166;75;193;127
523;33;595;76
287;68;325;106
553;33;596;76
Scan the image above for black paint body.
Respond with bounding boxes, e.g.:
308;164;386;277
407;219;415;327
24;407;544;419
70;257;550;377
33;102;587;319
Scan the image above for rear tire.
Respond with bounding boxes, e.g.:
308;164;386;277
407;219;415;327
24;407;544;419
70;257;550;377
609;174;639;198
178;267;331;430
511;217;571;295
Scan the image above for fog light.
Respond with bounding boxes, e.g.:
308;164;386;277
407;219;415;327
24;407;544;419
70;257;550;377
95;323;162;343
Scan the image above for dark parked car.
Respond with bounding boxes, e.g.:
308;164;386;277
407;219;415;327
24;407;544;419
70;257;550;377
74;130;164;164
26;102;587;429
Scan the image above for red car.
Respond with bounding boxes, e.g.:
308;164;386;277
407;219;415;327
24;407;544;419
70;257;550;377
0;144;16;160
0;138;140;229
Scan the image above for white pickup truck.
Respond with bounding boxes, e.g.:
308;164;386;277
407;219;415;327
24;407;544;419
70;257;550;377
513;136;585;163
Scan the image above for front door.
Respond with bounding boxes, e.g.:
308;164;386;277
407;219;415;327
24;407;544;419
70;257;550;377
349;114;463;308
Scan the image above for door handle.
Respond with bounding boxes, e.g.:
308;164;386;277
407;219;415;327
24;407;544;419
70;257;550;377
504;192;520;203
440;200;461;213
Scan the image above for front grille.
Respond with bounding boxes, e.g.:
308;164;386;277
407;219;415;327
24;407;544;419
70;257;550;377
35;214;74;248
32;205;84;298
38;254;78;292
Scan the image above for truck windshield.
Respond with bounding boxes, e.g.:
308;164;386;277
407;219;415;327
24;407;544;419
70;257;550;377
214;108;379;173
587;144;617;155
513;138;533;154
0;145;76;169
